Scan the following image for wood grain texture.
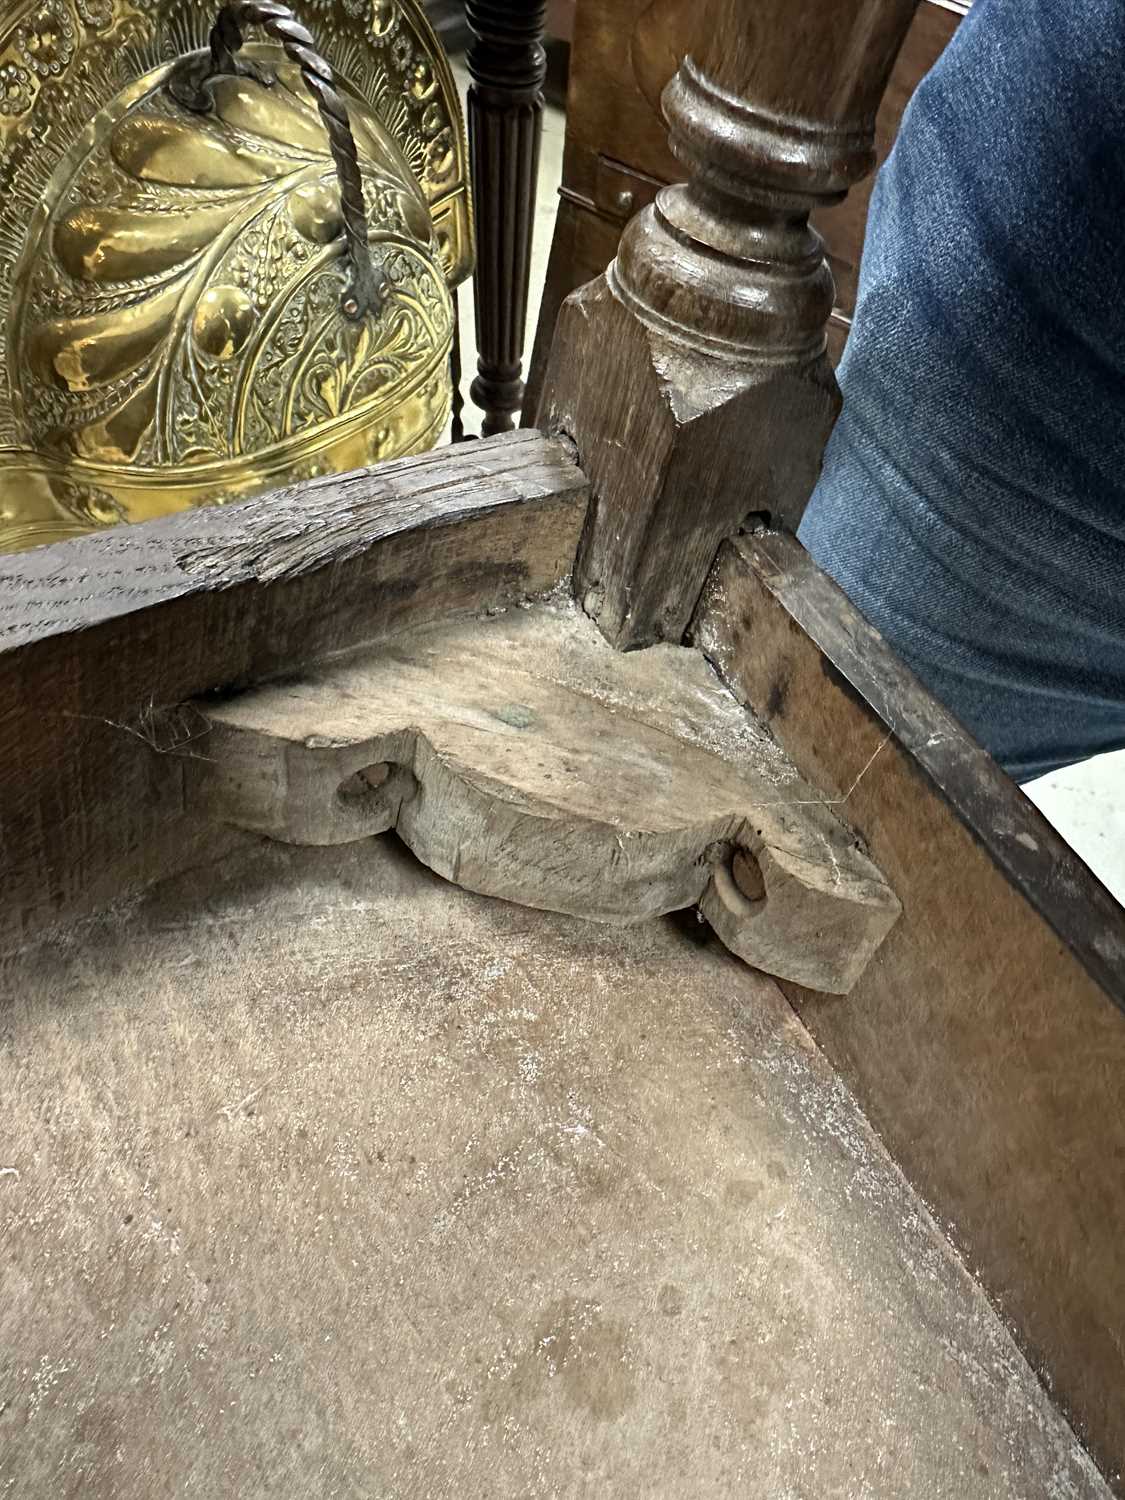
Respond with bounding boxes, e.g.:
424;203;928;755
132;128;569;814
538;0;921;649
564;0;683;189
523;184;613;426
811;0;962;319
523;154;662;425
527;0;962;387
467;0;548;434
186;598;900;992
544;277;838;643
693;530;1125;1486
0;432;587;950
0;835;1106;1499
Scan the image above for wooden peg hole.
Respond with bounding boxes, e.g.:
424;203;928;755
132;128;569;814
732;848;767;905
337;762;392;804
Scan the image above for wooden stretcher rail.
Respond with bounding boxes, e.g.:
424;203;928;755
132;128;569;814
700;532;1125;1011
694;530;1125;1481
0;431;588;949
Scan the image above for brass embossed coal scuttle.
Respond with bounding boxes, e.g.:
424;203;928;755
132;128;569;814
0;0;472;550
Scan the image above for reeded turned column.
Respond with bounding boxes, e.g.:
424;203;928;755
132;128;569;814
466;0;548;436
539;0;920;649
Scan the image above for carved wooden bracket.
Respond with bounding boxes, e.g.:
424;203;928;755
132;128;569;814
184;601;899;993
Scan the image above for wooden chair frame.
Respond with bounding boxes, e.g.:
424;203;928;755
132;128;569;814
3;0;1125;1487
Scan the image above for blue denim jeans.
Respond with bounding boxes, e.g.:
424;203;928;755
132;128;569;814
798;0;1125;781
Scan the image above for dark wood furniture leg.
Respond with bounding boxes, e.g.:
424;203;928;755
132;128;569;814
538;0;921;649
524;0;965;416
466;0;548;435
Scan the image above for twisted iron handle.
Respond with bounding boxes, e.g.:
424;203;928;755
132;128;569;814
168;1;385;320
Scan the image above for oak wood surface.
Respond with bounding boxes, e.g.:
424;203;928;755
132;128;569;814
693;530;1125;1486
188;598;900;992
545;0;574;42
525;0;962;413
814;0;964;324
538;0;920;649
0;432;587;950
0;835;1104;1499
524;187;628;423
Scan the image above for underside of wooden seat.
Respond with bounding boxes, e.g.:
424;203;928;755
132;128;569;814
0;834;1106;1499
2;0;1125;1486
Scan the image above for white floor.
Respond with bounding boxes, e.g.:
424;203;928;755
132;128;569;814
452;74;1125;908
1027;753;1125;902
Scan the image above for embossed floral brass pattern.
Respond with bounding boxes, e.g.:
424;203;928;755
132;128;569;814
0;0;471;551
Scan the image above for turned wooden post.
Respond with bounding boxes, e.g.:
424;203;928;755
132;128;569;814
538;0;921;649
466;0;547;436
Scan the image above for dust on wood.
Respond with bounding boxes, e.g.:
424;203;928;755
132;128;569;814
0;834;1108;1499
693;530;1125;1483
188;594;900;992
0;432;588;951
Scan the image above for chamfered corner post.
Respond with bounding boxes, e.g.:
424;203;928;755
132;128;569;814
466;0;548;437
538;0;921;649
